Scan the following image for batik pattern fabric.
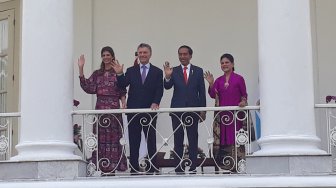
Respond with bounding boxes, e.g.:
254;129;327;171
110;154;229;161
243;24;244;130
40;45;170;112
212;94;221;162
208;72;248;172
80;69;127;173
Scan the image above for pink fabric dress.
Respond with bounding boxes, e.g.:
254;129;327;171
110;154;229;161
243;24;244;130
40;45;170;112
208;72;248;145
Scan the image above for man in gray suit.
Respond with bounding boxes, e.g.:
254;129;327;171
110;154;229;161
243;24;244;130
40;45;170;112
164;45;206;173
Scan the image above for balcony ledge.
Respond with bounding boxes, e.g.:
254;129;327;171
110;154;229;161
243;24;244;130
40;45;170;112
1;174;336;188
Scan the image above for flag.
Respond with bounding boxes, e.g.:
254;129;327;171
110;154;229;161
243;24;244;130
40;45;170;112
255;111;261;139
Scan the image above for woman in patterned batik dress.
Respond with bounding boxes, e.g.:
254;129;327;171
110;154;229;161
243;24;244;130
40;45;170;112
78;46;127;174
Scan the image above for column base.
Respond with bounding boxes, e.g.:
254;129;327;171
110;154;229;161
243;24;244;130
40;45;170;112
11;141;81;161
246;154;332;175
254;135;326;155
0;160;87;180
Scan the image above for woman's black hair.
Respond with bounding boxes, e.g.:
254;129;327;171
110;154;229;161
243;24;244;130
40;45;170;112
220;53;235;71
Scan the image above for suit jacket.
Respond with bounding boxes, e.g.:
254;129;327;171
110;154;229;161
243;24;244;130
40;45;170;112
117;63;163;109
164;64;206;108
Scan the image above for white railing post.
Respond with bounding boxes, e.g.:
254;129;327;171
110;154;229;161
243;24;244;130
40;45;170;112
0;113;20;161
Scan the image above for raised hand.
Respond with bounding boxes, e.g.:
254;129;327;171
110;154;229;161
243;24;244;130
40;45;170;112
111;59;124;74
238;97;248;107
163;61;173;79
77;54;85;77
78;54;85;68
238;100;247;107
120;96;127;109
204;71;214;85
150;103;159;110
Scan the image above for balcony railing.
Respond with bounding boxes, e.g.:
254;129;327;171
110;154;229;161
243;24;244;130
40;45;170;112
315;103;336;171
72;106;260;176
3;105;336;176
0;112;20;161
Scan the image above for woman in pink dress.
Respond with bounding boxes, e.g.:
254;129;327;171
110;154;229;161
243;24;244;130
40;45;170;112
77;46;127;174
204;53;247;172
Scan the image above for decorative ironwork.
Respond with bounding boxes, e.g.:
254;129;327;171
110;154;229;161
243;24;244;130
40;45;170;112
85;133;97;152
237;159;246;173
87;161;96;176
0;118;8;128
236;128;249;146
315;102;336;172
0;135;8;155
72;106;259;176
330;127;336;147
219;111;234;126
0;113;20;160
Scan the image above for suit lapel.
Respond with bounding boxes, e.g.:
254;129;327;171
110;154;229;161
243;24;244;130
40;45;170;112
134;64;143;84
175;66;185;85
188;64;194;85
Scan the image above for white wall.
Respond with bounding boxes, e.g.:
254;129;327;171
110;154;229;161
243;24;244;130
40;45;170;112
91;0;259;107
73;0;94;109
315;0;336;102
73;0;259;151
74;0;336;152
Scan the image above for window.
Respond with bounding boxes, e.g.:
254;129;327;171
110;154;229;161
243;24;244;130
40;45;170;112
0;9;14;113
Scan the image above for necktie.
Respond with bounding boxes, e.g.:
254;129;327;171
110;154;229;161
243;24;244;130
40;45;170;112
141;65;147;84
183;66;188;84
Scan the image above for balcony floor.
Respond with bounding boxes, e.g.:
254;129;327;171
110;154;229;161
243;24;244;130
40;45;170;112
2;173;336;188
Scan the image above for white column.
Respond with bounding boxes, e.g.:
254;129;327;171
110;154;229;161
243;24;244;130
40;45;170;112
12;0;80;161
256;0;325;155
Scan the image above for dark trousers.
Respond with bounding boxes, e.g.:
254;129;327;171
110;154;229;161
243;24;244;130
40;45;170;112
171;112;199;172
127;113;157;173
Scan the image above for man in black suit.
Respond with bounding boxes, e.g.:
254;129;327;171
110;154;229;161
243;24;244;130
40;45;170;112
164;45;206;173
112;43;163;174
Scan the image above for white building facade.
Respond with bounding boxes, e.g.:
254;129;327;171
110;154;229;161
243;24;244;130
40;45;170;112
0;0;336;187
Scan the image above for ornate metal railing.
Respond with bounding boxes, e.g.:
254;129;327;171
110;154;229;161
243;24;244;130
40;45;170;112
0;112;20;161
316;104;336;150
315;103;336;171
72;106;260;176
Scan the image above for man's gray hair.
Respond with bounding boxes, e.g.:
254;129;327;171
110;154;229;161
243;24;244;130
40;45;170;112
137;43;152;53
